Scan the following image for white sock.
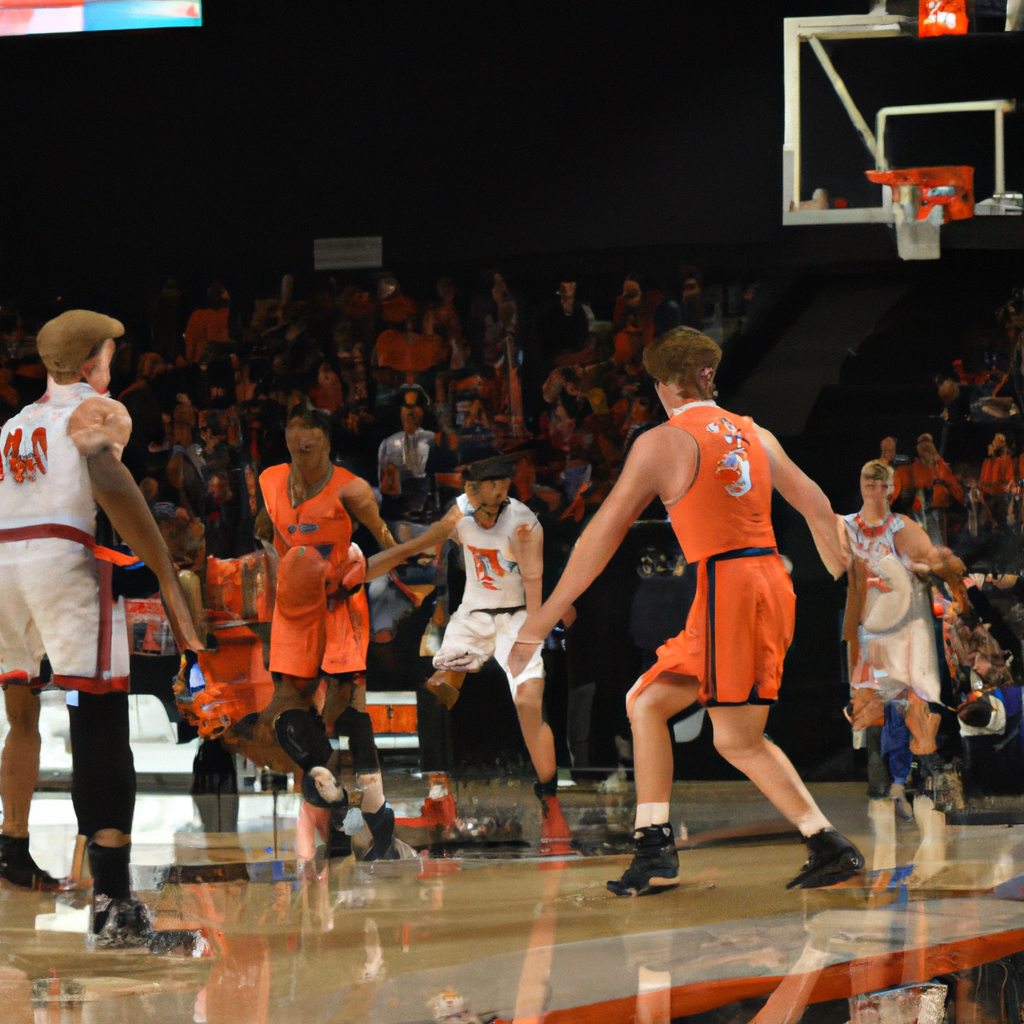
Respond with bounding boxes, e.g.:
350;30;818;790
635;803;670;830
359;772;386;815
794;809;831;838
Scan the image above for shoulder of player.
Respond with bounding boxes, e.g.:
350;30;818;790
629;422;686;456
67;394;131;432
505;497;540;530
75;393;128;417
258;462;289;487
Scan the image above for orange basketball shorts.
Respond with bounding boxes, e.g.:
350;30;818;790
270;545;371;680
628;548;795;711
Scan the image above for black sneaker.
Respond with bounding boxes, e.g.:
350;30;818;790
0;834;59;890
91;896;155;949
363;804;399;862
607;824;679;897
786;828;865;890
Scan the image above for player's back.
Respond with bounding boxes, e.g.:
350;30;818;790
664;402;776;562
0;381;97;535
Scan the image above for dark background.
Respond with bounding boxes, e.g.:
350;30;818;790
2;0;1023;314
4;3;1024;779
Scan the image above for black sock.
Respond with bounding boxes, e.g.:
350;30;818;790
89;842;132;902
534;776;558;799
0;834;29;854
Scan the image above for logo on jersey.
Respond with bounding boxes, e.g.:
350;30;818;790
709;417;752;497
716;448;752;497
467;545;517;591
0;428;47;484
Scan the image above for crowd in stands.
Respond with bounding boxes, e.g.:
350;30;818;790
0;268;717;587
880;285;1024;578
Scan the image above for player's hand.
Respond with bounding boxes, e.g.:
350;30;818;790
560;605;577;629
431;503;463;540
433;651;477;672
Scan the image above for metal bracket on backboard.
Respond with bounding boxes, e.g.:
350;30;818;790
783;14;912;226
783;15;1017;236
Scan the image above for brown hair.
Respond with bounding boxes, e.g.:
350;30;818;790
286;408;331;439
643;327;722;386
861;459;894;485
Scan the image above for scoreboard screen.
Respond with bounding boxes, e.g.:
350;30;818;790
0;1;201;36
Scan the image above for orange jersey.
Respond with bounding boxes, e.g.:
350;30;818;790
260;463;369;676
261;464;356;592
894;457;963;511
665;402;777;561
625;402;792;708
980;453;1015;495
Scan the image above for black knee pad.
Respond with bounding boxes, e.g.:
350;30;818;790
275;708;332;772
300;771;347;811
333;707;379;774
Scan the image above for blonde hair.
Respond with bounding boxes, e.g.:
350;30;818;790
861;459;894;485
643;327;721;386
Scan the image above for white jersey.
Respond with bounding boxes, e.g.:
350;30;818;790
0;381;99;536
453;493;539;610
844;510;940;701
843;511;909;572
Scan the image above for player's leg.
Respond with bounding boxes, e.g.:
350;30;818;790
512;674;574;855
428;606;487;708
68;690;147;944
337;680;399;860
707;704;864;888
607;672;699;896
512;677;556;784
495;613;573;854
424;669;466;709
0;574;57;888
1;686;39;842
0;683;57;888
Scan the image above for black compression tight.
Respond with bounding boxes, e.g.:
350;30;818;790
68;691;136;839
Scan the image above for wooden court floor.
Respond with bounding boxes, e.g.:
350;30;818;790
1;781;1023;1022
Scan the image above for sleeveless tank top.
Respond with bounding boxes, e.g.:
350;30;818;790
843;511;907;571
260;463;357;591
453;493;539;610
665;401;777;562
0;381;100;536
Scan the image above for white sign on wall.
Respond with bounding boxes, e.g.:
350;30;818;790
313;237;383;271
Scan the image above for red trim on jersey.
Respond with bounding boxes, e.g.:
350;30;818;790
852;513;898;539
0;524;140;566
53;675;130;695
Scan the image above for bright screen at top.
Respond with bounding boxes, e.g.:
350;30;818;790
0;1;201;36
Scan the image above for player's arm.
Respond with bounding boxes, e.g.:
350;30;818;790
510;521;544;615
364;503;462;580
517;427;671;643
340;475;396;549
893;515;965;579
71;397;205;653
755;422;849;580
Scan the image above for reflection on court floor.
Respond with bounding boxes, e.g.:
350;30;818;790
5;780;1024;1023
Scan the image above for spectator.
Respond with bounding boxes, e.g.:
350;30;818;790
378;391;436;523
185;282;232;366
536;281;590;362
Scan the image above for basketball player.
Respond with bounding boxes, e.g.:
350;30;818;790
255;409;448;861
0;310;204;941
509;327;864;895
845;459;964;802
428;455;573;855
